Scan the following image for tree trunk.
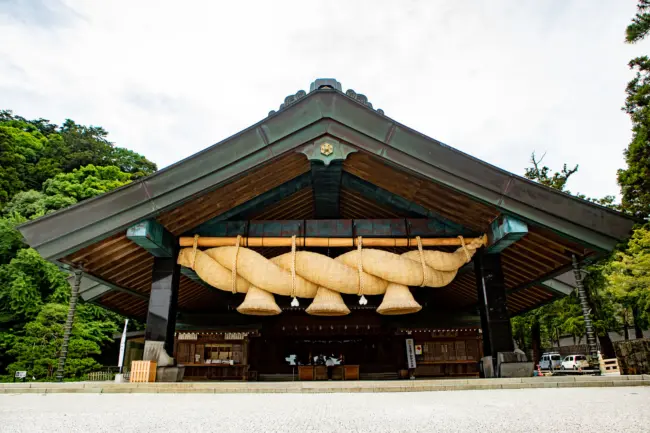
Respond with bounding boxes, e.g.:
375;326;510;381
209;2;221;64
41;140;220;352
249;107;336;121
597;333;616;359
624;325;630;341
632;306;644;339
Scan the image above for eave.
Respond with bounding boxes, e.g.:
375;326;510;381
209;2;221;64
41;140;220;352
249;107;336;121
18;90;635;262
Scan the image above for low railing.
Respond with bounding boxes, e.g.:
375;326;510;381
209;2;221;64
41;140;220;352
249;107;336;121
87;371;115;381
85;366;127;382
599;358;620;375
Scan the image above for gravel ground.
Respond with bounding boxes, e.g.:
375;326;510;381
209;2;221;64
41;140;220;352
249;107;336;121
0;387;648;433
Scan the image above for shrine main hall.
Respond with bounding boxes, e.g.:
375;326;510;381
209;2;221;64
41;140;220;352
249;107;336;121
19;79;635;381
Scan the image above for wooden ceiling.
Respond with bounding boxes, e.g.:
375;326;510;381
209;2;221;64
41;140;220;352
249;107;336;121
157;152;311;235
343;153;500;232
62;149;590;321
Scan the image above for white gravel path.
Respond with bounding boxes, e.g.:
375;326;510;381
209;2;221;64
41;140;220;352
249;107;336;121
1;387;648;433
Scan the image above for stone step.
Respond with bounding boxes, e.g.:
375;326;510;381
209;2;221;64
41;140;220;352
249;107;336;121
1;375;649;394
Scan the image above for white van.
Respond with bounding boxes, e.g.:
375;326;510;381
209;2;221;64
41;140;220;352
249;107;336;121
539;352;562;370
561;354;589;370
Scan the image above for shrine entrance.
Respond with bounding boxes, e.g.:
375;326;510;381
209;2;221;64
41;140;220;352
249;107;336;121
19;79;634;382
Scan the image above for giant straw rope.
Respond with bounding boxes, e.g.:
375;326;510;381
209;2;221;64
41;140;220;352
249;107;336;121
177;235;486;316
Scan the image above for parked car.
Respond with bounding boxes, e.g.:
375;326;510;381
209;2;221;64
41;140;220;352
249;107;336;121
539;352;562;370
561;354;589;370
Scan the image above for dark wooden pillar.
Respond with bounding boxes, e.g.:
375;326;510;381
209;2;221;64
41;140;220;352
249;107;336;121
145;256;180;356
475;251;514;358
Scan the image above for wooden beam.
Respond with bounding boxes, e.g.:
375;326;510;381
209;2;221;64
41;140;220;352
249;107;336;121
311;161;343;218
179;235;487;248
487;215;528;254
126;219;174;258
183;218;479;239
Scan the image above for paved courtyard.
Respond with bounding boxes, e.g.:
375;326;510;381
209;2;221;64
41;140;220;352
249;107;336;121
1;387;648;432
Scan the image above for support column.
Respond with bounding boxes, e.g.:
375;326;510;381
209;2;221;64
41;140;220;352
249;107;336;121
56;269;83;382
475;252;514;359
144;255;180;364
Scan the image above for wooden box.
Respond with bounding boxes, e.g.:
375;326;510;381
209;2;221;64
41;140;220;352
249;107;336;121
130;361;157;383
298;366;314;381
314;366;328;381
344;365;359;380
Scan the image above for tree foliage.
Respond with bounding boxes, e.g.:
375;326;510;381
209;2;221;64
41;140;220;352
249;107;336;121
524;152;578;192
619;2;650;219
0;111;156;210
618;56;650;219
605;226;650;334
626;0;650;44
0;110;153;380
5;303;119;379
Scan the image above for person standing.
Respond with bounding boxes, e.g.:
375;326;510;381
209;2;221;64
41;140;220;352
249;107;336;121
326;354;335;380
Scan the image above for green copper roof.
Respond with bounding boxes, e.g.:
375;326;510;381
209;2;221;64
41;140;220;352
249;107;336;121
18;80;636;260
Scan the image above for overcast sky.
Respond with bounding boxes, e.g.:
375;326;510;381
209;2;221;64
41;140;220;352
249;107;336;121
1;0;649;200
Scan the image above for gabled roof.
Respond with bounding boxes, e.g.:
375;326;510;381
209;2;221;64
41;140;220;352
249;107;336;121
19;80;636;262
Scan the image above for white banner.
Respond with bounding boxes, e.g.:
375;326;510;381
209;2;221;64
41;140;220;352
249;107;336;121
405;338;417;369
117;319;129;368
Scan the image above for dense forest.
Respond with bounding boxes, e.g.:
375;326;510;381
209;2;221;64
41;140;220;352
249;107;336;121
1;2;649;381
0;110;156;380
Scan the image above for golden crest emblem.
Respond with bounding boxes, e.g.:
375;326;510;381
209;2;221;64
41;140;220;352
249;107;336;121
320;142;334;156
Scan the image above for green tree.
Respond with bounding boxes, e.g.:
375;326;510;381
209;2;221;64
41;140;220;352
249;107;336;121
0;123;46;207
605;226;650;338
5;303;119;379
42;165;131;202
619;1;650;219
0;111;157;209
0;111;155;379
0;214;26;264
524;152;578;192
2;190;75;221
626;0;650;43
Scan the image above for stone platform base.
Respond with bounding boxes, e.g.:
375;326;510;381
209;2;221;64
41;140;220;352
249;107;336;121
156;366;185;382
1;375;649;394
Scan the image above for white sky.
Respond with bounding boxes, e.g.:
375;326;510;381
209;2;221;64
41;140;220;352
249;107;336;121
1;0;649;200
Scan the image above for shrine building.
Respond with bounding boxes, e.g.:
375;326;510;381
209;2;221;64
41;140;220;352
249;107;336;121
18;79;635;381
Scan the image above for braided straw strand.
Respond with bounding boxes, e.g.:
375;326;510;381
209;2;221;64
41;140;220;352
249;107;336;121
357;236;364;296
232;234;241;294
190;234;199;269
290;235;298;304
416;236;428;287
458;235;471;263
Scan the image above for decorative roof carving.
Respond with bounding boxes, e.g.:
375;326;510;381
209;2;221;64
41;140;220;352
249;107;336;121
268;89;307;116
345;89;384;115
269;79;385;117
